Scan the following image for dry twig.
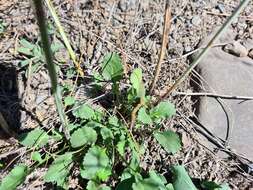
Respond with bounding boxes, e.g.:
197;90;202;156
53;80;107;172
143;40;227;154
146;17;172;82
149;1;171;94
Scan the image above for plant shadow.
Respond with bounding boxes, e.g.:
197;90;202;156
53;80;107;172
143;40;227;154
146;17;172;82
0;63;20;138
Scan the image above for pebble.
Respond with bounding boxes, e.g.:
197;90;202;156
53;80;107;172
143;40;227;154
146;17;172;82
191;16;202;26
223;41;248;57
248;49;253;59
216;4;225;13
119;0;137;11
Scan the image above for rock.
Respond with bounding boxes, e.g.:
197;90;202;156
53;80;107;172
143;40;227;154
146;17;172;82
216;4;225;13
248;48;253;59
194;29;253;161
119;0;137;12
191;16;202;26
223;41;248;57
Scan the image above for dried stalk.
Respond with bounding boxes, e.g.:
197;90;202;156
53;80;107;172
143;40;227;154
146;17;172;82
149;2;171;94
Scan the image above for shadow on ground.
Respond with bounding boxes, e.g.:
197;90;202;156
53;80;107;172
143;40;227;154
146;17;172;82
0;63;20;138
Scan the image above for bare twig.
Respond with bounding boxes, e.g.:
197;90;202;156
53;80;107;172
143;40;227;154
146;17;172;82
149;2;171;94
0;147;26;159
130;98;145;131
174;92;253;100
158;0;251;102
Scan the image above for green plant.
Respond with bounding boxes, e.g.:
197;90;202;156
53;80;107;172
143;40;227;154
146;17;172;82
0;52;230;189
17;38;63;77
0;20;7;35
2;0;249;189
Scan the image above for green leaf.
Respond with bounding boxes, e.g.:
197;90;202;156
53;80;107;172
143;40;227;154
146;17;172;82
31;151;43;164
0;21;6;34
70;126;97;148
73;104;95;119
51;129;63;141
154;131;181;154
81;146;111;181
0;164;28;190
19;128;49;148
109;116;119;126
171;165;197;190
116;176;135;190
137;107;152;124
116;140;126;156
218;183;230;190
17;47;33;56
51;42;63;53
44;153;73;188
67;123;79;133
150;101;176;121
201;181;230;190
87;180;111;190
19;39;35;49
101;52;123;81
132;171;168;190
64;96;75;106
201;181;221;190
32;45;42;57
101;127;113;141
130;68;145;98
166;184;175;190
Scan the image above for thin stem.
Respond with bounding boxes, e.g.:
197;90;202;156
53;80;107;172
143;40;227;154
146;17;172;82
44;0;84;77
149;2;171;94
33;0;69;139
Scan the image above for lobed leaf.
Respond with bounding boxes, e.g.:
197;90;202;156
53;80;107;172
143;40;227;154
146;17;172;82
44;152;73;188
150;101;176;121
19;128;49;148
73;104;95;120
70;126;97;148
81;146;111;181
132;171;169;190
64;96;75;106
137;107;152;124
154;131;181;155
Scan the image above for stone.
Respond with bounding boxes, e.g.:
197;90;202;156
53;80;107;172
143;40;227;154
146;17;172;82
223;41;248;57
118;0;137;12
248;48;253;59
194;29;253;161
216;4;225;13
191;16;202;26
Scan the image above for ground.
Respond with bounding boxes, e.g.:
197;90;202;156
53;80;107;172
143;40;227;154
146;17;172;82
0;0;253;189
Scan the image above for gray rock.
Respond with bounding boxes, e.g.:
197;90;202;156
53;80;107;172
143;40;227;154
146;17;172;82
191;16;202;26
248;48;253;59
194;29;253;161
216;4;225;13
223;41;248;57
119;0;137;12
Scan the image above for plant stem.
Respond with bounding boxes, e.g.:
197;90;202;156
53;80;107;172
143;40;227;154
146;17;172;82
44;0;84;77
33;0;69;139
149;1;171;94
